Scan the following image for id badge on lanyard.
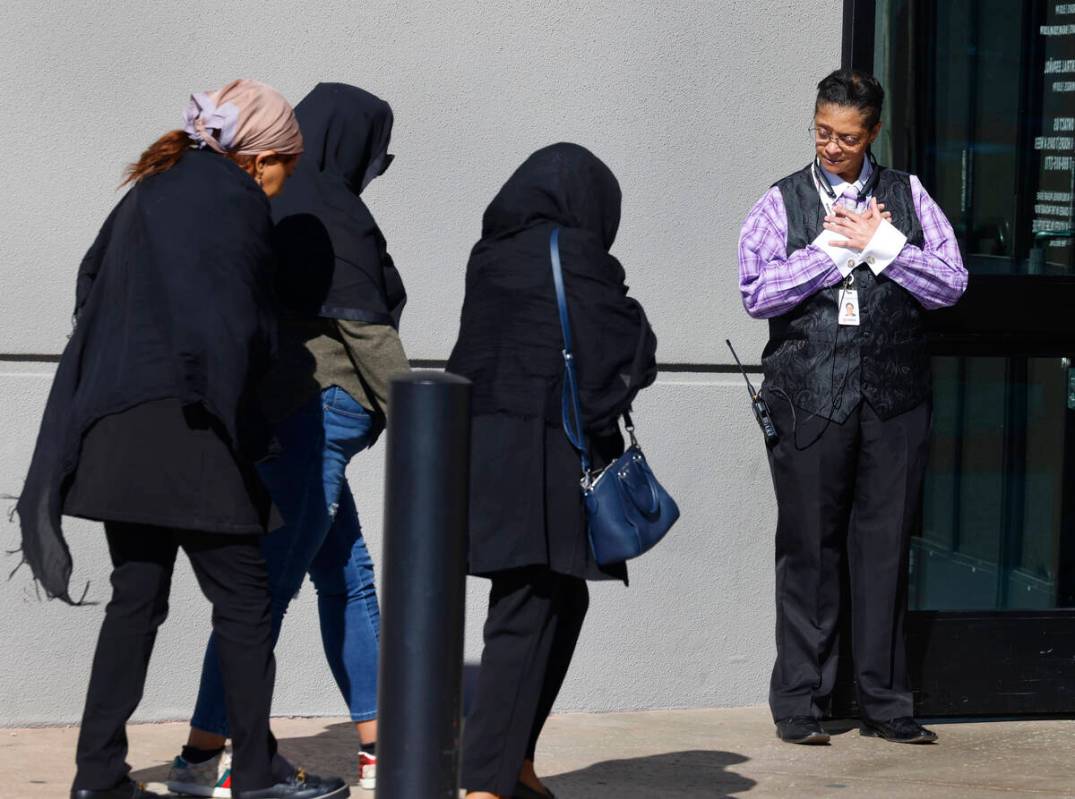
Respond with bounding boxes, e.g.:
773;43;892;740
815;165;864;327
838;273;860;326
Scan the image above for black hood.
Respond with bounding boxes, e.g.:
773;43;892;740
271;82;406;327
297;82;394;192
481;142;622;250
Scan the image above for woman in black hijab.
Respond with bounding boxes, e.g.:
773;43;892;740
172;83;410;797
16;81;345;799
447;143;658;799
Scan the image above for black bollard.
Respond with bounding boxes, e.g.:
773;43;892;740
377;371;472;799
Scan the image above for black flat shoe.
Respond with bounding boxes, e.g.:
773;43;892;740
514;781;556;799
861;716;938;744
71;780;162;799
775;716;830;745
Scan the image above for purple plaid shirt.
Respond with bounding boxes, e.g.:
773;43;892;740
738;174;968;318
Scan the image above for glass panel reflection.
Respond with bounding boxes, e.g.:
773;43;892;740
912;356;1075;609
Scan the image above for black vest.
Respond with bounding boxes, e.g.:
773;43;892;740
762;163;930;422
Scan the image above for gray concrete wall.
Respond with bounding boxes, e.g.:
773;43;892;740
0;0;841;724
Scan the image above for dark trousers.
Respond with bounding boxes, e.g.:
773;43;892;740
462;568;589;796
765;397;930;722
73;522;277;795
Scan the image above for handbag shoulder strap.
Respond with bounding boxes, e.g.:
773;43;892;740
549;227;592;478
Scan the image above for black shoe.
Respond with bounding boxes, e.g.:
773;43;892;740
234;768;350;799
775;716;830;745
72;780;162;799
861;716;938;744
514;781;556;798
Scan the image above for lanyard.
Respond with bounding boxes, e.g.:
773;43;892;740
813;159;872;216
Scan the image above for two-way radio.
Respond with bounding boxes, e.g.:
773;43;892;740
726;339;779;446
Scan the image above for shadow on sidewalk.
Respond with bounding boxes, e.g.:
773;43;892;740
133;734;754;798
545;750;755;798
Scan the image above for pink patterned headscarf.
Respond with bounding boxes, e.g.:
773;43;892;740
183;79;303;156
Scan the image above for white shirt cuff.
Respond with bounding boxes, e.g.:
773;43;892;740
861;219;908;275
811;229;861;278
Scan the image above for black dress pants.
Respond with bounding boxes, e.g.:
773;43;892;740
462;568;589;796
765;397;930;722
73;522;277;795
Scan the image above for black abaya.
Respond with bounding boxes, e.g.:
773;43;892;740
447;143;657;581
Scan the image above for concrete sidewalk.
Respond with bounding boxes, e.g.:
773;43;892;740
2;706;1071;798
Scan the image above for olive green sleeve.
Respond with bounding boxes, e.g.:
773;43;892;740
334;320;411;420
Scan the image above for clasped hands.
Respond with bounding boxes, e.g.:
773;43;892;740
823;197;892;251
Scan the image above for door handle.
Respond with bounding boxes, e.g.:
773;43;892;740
1065;357;1075;410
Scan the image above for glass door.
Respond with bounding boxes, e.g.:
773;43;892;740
836;0;1075;717
918;356;1075;613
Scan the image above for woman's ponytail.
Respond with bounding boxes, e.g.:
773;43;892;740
122;130;191;186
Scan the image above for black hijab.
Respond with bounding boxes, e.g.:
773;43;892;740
447;143;657;432
16;150;278;603
271;83;406;326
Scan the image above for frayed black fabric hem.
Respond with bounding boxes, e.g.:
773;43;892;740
5;495;95;606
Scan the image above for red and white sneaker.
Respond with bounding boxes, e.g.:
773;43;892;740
357;751;376;791
165;747;233;798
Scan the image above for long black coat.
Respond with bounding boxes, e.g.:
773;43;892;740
448;143;657;581
16;150;278;602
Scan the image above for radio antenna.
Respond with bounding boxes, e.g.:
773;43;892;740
725;339;758;400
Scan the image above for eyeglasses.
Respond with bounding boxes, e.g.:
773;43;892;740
809;126;864;149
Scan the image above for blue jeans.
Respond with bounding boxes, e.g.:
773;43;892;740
192;386;381;734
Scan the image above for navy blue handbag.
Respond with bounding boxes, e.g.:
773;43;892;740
549;227;680;566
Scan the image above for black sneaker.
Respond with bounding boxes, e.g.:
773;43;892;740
775;716;830;744
72;779;163;799
861;716;938;744
233;768;349;799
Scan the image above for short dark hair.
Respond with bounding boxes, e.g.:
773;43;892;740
815;69;884;129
